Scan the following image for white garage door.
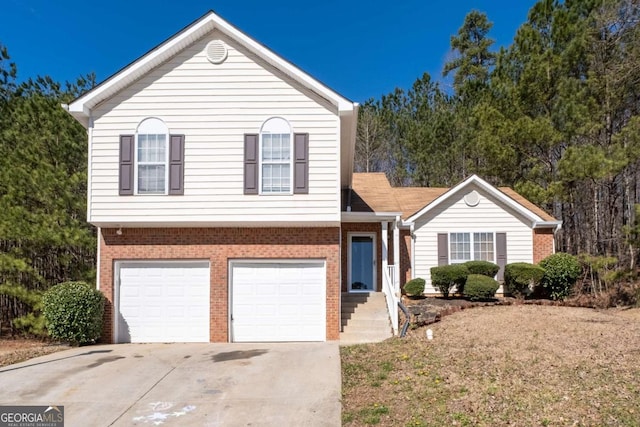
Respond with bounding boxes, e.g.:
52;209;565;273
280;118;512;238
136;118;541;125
231;261;326;342
117;261;210;343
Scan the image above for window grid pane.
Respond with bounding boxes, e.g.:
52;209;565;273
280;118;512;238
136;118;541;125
473;232;495;261
450;233;471;262
261;132;290;193
262;164;290;193
137;133;167;194
138;165;166;194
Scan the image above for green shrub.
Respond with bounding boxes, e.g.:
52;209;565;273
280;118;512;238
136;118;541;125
463;260;500;277
539;253;581;300
42;281;105;345
464;274;500;301
403;278;426;297
431;265;469;298
504;262;545;298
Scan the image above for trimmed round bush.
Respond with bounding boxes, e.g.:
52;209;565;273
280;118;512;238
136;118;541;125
539;253;581;300
403;278;426;297
464;274;500;301
504;262;545;298
431;264;469;298
42;281;105;345
463;260;500;277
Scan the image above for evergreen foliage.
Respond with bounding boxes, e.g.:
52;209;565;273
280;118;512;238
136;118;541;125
0;44;96;336
42;281;104;345
464;274;500;301
539;253;582;300
463;260;499;277
504;262;546;298
403;278;426;297
431;265;469;298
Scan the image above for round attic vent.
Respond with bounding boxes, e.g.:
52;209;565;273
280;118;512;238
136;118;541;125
205;40;228;64
464;190;480;207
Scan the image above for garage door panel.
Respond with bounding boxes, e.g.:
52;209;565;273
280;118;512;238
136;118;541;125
231;262;326;342
117;262;210;343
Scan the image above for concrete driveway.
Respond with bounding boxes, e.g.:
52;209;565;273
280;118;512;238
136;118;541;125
0;342;341;426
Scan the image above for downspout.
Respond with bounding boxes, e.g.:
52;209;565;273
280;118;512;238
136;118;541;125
381;222;388;289
96;227;101;291
410;223;416;280
88;113;98;290
338;225;342;332
393;216;401;292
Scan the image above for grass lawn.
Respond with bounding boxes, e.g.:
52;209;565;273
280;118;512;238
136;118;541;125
341;305;640;426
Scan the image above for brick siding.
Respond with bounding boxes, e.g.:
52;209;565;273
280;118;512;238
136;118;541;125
100;227;340;343
533;228;555;263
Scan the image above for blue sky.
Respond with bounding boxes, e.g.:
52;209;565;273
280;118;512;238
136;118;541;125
3;0;536;102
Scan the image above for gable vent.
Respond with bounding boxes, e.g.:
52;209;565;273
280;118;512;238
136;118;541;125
464;190;480;207
206;40;228;64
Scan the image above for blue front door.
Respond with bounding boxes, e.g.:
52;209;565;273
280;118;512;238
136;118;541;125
349;234;376;292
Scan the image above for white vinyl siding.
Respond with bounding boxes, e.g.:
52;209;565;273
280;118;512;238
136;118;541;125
89;31;340;225
413;188;534;294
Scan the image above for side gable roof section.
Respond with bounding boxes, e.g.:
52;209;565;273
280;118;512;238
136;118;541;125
65;10;358;126
404;174;561;230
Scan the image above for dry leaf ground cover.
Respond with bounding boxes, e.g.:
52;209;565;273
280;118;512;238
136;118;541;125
0;338;69;367
341;305;640;426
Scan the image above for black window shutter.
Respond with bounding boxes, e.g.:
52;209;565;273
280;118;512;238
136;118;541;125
437;233;448;266
119;135;134;195
168;134;185;195
293;133;309;194
496;233;507;281
244;134;259;194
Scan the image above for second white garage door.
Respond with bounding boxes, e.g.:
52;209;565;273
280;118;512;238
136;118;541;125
230;261;326;342
117;261;210;343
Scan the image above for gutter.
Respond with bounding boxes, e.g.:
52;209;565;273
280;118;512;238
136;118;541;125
341;211;404;223
533;220;563;230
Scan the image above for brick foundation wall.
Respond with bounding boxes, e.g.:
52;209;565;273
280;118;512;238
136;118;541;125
533;228;555;263
100;227;340;343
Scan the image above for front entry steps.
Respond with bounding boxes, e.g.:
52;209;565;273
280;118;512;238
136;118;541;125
340;292;393;345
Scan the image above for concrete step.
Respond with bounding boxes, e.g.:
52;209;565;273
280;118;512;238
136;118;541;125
339;330;393;345
341;318;391;329
340;292;392;345
341;311;390;321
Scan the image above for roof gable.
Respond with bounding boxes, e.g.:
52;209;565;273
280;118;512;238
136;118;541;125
405;175;557;227
66;11;356;125
65;10;358;188
350;173;559;228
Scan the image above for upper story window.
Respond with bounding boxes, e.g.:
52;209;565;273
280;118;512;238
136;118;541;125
260;117;292;194
450;232;495;263
119;119;184;196
136;118;169;195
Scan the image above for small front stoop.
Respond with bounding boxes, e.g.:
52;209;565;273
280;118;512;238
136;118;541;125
340;292;393;345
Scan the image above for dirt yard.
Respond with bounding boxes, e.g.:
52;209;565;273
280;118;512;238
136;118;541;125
342;305;640;426
0;338;69;367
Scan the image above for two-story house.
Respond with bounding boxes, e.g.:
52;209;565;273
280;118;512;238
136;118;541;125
66;11;560;344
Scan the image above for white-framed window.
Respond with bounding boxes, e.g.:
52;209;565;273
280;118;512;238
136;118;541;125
136;118;169;195
260;117;292;194
450;232;495;262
